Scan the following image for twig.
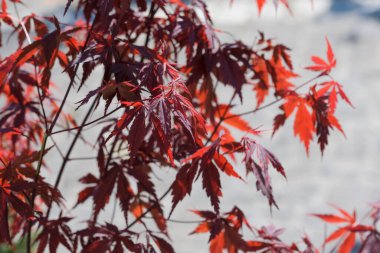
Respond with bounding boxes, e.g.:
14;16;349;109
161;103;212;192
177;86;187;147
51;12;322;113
145;216;202;224
12;3;32;45
322;223;327;253
12;2;49;251
34;64;49;130
47;17;97;135
12;2;48;131
45;97;98;219
51;105;123;135
110;196;118;224
27;134;48;253
141;2;157;63
127;187;171;229
204;91;237;145
90;132;121;230
50;136;65;159
44;13;99;220
225;73;323;120
69;156;98;161
0;157;7;167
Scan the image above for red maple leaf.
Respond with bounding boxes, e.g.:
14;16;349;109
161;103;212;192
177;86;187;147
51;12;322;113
312;206;374;253
241;137;285;208
294;98;315;154
306;37;337;74
35;215;73;253
171;137;242;215
253;0;292;15
273;95;316;154
190;207;269;252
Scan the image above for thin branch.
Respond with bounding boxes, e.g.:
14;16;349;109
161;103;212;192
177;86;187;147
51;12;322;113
141;2;157;64
0;156;7;167
110;196;118;224
51;105;123;135
47;15;97;135
42;13;98;222
68;153;130;161
47;66;78;135
30;135;48;201
50;136;65;159
104;133;120;170
166;218;202;224
91;132;121;228
212;80;222;118
27;134;48;253
12;2;48;132
53;122;97;146
12;3;32;45
145;216;202;224
205;91;237;145
34;64;48;130
45;97;99;219
90;129;131;241
69;156;98;161
127;187;171;229
14;4;49;131
322;223;327;253
13;2;48;251
225;73;324;120
202;73;323;149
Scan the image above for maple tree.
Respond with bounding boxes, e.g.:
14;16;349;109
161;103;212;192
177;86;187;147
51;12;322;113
0;0;374;252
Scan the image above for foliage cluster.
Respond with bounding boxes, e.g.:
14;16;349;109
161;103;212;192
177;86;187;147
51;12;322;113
0;0;378;252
